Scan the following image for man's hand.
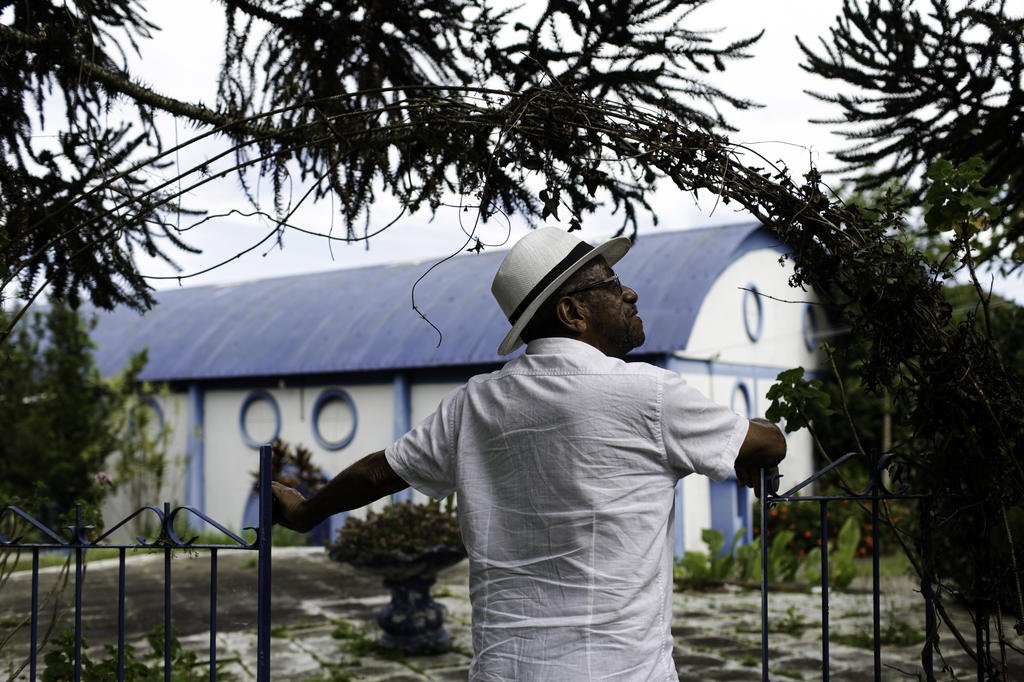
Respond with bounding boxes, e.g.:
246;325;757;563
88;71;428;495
735;465;780;496
735;418;787;497
271;481;315;533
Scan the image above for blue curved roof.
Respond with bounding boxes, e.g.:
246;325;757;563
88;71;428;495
90;223;779;381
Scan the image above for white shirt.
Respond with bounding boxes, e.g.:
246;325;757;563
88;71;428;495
385;337;747;681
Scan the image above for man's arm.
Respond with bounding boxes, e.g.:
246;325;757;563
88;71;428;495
734;418;787;494
271;450;409;532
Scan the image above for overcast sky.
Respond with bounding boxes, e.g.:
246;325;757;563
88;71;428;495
117;0;1022;303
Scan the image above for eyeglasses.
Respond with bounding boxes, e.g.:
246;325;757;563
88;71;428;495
563;274;621;297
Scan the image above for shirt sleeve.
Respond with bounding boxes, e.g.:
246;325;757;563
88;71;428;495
384;386;462;499
660;373;748;482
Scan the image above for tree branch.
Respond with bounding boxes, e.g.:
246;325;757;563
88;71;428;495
0;23;270;138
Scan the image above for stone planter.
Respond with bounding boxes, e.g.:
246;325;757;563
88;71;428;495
330;543;466;653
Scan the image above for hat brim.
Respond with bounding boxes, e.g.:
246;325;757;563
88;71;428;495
497;236;632;355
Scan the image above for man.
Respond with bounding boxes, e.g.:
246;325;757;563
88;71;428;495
273;227;786;680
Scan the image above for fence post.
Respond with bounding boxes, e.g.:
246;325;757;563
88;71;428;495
760;469;770;682
73;505;85;682
164;502;173;682
256;444;273;682
820;500;830;681
921;497;936;681
30;548;39;682
118;548;126;681
871;495;881;681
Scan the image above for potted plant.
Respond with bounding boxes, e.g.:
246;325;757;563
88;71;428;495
328;497;465;654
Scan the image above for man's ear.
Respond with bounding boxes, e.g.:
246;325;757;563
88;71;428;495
554;295;588;335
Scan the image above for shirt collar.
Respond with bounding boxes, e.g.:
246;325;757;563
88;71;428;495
524;336;607;358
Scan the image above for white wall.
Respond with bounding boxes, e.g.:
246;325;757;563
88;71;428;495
670;248;822;551
201;382;395;528
100;392;190;541
686;249;821;370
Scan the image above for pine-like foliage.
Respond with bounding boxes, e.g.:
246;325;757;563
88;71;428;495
798;0;1024;269
0;0;761;321
0;1;197;313
0;303;123;520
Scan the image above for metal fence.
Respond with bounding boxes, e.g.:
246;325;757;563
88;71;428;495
3;443;947;681
0;445;273;682
757;452;935;682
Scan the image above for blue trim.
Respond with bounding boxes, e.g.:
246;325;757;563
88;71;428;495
239;390;281;449
738;485;753;544
669;357;822;381
731;381;752;418
742;283;764;342
392;374;414;503
185;385;205;511
665;356;714;381
393;374;411;440
311;388;358;451
803;303;819;352
710;479;754;550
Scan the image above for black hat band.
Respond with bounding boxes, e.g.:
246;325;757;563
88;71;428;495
507;242;593;325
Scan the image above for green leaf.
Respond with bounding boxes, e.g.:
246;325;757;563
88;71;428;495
701;528;725;555
766;367;833;433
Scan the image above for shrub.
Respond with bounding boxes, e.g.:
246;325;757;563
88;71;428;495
674;528;744;588
329;501;462;562
753;496;909;559
677;518;866;590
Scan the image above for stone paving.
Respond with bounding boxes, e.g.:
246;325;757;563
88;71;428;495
2;547;1021;680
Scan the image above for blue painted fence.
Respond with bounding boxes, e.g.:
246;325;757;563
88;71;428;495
0;445;273;681
757;452;936;682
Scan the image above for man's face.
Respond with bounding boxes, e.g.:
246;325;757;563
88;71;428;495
570;261;645;358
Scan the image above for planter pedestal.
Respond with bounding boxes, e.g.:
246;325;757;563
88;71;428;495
330;543;466;655
378;574;450;653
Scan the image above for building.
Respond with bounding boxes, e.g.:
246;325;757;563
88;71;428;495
90;223;822;553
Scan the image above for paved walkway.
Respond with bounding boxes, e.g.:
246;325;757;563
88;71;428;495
2;547;1019;680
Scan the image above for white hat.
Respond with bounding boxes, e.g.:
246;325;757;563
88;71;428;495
491;227;631;355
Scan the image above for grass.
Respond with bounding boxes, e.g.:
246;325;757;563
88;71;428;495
303;671;356;682
740;654;759;667
1;546;154;572
330;621;366;642
331;620;392;659
771;606;810;636
832;619;924;649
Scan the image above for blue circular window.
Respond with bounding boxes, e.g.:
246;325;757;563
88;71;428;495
803;303;819;352
312;388;358;451
742;284;764;342
731;382;753;418
239;390;281;448
130;395;165;435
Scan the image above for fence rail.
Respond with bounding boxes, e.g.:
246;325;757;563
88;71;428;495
757;452;935;682
0;445;273;682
